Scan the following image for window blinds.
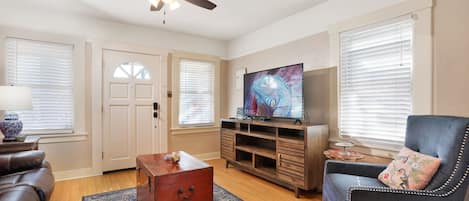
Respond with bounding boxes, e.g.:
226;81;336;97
339;17;413;142
6;38;74;134
179;59;215;126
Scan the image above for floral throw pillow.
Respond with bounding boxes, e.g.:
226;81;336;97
378;147;441;190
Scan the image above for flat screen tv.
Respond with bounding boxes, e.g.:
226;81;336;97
243;63;304;120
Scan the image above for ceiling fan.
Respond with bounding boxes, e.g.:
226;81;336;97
149;0;217;11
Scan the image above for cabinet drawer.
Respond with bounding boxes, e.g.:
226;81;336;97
278;171;305;187
278;139;304;151
279;153;304;164
278;166;303;178
278;146;304;157
279;160;304;173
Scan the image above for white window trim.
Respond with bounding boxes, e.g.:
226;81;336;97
328;0;433;152
6;37;75;134
0;27;86;136
170;52;221;133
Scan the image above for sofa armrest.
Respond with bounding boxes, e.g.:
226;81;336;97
0;151;45;176
325;160;388;178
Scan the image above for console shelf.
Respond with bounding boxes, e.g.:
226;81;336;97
235;145;276;159
238;130;276;141
220;119;329;197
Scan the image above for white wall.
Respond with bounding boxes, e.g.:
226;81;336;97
0;1;226;58
0;1;226;180
227;0;405;59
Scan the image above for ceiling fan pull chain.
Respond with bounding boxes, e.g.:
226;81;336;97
163;9;166;24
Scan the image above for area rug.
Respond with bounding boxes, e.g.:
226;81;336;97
82;184;242;201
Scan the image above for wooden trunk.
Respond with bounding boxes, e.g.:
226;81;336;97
137;152;213;201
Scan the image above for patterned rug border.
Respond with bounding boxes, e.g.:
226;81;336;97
213;184;241;201
82;183;242;201
82;187;135;201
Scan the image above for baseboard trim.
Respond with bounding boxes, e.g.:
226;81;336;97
53;168;101;182
54;152;220;181
193;152;221;161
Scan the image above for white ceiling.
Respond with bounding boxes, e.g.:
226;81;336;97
8;0;327;40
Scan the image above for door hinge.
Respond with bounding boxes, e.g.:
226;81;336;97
102;152;104;160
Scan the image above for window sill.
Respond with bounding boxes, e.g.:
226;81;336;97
170;126;220;136
22;132;89;144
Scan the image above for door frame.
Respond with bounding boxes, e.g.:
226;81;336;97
90;41;169;174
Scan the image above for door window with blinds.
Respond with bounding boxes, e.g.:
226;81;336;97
339;17;413;142
178;59;215;126
6;38;74;134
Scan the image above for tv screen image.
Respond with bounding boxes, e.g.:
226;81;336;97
244;63;304;119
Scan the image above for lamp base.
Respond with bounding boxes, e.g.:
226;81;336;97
2;137;17;142
0;112;23;142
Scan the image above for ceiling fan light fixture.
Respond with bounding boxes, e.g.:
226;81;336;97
169;1;181;10
149;0;160;7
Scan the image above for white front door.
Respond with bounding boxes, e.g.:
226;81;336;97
102;50;161;172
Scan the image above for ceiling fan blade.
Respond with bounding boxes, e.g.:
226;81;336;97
184;0;217;10
150;0;164;11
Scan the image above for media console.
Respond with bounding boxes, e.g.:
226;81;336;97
220;119;329;197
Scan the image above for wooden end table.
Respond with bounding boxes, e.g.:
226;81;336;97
136;151;213;201
0;136;40;154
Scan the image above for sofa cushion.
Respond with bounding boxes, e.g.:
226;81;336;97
0;167;54;201
323;173;386;201
0;185;40;201
378;147;441;190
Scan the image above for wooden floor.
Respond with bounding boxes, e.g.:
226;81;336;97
51;159;322;201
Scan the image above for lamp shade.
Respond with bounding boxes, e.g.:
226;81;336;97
0;86;32;111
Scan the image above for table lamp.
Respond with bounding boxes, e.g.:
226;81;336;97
0;86;32;142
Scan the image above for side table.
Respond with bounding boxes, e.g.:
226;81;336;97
0;136;40;154
324;148;392;164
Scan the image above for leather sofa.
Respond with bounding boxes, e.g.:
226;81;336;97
0;150;54;201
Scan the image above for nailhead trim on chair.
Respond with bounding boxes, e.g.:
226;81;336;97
347;166;469;200
346;125;469;201
429;126;469;192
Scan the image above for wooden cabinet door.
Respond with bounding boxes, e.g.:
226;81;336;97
221;129;235;160
277;138;306;188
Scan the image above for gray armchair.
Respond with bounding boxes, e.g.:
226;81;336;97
323;115;469;201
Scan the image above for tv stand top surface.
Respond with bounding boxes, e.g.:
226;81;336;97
221;118;324;130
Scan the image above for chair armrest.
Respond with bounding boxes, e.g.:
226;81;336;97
325;160;388;178
0;151;45;176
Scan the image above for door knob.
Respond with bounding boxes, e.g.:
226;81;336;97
153;102;159;110
153;112;158;118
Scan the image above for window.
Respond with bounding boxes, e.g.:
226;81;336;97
339;17;413;142
6;38;74;134
113;62;151;80
178;59;215;126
